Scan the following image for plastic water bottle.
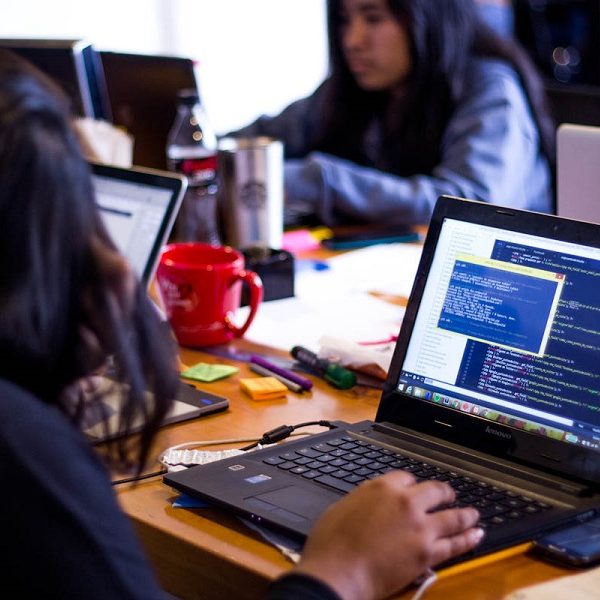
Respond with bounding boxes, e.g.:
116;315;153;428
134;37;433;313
166;88;221;244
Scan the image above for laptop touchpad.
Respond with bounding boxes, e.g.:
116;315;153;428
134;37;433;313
249;485;340;520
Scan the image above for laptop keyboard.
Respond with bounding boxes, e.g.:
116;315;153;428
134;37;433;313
262;436;553;529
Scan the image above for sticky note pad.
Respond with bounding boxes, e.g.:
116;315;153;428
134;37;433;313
282;229;321;253
240;377;288;401
181;362;238;382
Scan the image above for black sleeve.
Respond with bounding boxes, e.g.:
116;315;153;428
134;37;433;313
265;572;342;600
0;379;167;599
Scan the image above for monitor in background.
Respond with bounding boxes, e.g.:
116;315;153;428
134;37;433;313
0;38;111;120
556;123;600;224
515;0;600;85
545;82;600;129
91;163;186;285
100;51;199;170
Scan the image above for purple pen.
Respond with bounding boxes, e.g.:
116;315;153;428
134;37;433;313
250;355;313;390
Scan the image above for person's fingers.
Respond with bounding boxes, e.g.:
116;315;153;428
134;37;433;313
428;506;480;538
371;469;418;490
429;527;485;566
403;479;456;511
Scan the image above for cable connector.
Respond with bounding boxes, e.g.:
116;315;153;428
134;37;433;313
260;424;295;445
240;420;334;451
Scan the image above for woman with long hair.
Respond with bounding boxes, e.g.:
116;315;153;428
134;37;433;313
233;0;554;226
0;48;482;599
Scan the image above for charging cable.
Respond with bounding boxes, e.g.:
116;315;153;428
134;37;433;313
411;569;437;600
112;420;334;485
160;420;334;472
239;420;334;451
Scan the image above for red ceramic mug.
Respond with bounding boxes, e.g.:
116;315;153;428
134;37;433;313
156;243;263;347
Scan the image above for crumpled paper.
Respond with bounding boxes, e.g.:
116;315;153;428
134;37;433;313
73;117;134;167
318;334;396;381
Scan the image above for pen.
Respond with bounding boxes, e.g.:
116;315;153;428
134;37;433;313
290;346;357;390
249;363;304;393
250;355;314;390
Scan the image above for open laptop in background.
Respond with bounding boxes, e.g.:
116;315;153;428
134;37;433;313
166;195;600;566
87;163;228;442
99;51;199;170
91;162;185;286
557;123;600;223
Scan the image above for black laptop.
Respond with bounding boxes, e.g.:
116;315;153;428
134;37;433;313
165;195;600;564
87;163;229;440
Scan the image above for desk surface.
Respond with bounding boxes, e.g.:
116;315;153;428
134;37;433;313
115;338;573;600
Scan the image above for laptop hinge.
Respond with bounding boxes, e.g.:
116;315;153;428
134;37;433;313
371;422;590;497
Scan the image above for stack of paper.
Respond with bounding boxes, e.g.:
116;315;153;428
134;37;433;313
236;242;421;354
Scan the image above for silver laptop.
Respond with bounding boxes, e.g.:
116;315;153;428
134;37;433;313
88;163;228;441
165;196;600;567
557;123;600;223
91;162;185;285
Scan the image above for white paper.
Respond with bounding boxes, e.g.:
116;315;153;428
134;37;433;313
504;565;600;599
294;242;422;300
236;242;420;355
73;118;134;167
238;291;404;353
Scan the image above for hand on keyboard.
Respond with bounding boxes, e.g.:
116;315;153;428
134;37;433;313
291;471;483;600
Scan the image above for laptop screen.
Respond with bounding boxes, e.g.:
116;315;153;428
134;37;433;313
91;164;185;284
557;123;600;224
396;217;600;455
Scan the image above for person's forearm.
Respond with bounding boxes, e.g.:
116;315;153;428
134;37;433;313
284;152;481;227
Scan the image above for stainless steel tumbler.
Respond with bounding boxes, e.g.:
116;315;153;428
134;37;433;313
218;136;284;250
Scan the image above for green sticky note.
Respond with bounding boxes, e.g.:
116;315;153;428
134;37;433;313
181;362;238;382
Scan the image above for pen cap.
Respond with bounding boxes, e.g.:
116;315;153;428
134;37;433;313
324;365;357;390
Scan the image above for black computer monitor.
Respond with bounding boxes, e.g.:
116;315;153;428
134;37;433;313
0;38;111;120
100;51;199;170
514;0;600;85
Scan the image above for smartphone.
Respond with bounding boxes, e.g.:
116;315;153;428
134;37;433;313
534;514;600;566
322;225;420;249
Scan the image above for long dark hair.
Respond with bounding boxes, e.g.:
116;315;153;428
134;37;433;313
0;50;179;471
317;0;555;176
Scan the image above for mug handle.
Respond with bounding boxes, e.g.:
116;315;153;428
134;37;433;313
224;270;264;337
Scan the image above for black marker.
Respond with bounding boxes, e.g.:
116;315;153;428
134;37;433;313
290;346;357;390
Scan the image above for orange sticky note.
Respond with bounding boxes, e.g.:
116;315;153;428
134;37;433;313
240;377;288;401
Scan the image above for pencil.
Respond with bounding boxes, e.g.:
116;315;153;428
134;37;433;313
249;363;304;393
250;354;313;390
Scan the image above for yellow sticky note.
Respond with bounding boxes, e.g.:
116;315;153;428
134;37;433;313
310;226;333;241
240;377;288;401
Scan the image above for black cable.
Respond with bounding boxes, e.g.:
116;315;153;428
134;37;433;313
239;420;334;451
113;420;335;482
112;467;167;486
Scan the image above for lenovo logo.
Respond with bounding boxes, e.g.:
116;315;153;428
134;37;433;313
485;426;512;440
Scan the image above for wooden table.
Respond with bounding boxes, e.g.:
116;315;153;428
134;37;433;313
115;337;574;600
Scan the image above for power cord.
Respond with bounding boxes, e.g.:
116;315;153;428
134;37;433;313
112;468;168;486
411;569;437;600
112;420;335;485
240;420;334;451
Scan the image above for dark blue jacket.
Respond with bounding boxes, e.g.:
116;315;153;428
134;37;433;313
0;378;337;599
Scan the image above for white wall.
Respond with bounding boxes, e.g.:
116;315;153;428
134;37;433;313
165;0;328;133
1;0;328;134
0;0;169;53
